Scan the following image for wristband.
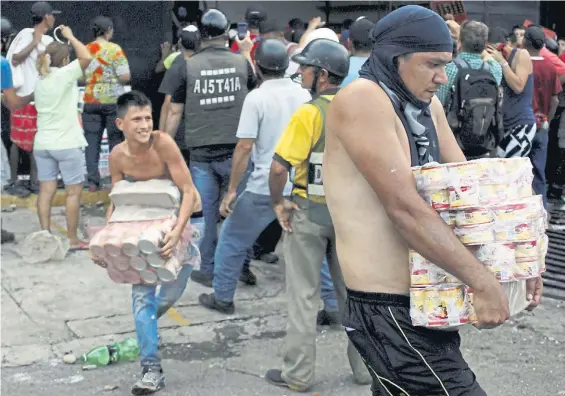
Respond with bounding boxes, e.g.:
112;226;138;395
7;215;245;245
500;61;509;68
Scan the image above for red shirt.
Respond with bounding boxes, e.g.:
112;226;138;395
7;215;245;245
531;56;562;119
230;34;260;61
540;47;565;76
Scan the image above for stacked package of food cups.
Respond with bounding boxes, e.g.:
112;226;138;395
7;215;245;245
89;215;201;285
409;158;548;328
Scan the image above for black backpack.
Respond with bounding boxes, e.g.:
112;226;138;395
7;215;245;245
445;58;504;158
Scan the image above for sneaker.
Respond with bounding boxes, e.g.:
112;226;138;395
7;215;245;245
198;293;235;314
239;266;257;286
259;252;279;264
1;229;15;244
3;181;31;198
28;181;40;194
264;369;308;392
190;270;213;287
131;368;165;395
316;309;341;327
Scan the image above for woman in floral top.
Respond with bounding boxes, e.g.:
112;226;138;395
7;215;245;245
82;16;130;191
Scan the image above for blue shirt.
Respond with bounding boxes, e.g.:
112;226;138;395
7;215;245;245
340;56;369;87
1;56;13;90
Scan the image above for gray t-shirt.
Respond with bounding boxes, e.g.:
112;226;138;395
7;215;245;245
236;78;311;196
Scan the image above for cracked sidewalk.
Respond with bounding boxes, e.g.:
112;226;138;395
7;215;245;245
1;208;565;395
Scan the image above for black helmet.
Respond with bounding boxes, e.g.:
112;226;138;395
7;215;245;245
201;9;229;39
255;39;289;72
1;17;15;39
292;38;349;77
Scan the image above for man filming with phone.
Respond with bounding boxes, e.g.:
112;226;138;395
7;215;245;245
231;6;267;61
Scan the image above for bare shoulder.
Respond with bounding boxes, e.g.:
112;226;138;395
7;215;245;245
329;79;396;135
109;142;125;162
429;95;446;118
153;130;177;151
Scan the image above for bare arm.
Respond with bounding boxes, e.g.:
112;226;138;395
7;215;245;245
11;27;44;66
227;139;253;194
164;102;184;139
105;148;124;223
327;80;499;293
430;96;467;163
502;49;532;94
269;160;288;206
60;27;92;70
159;95;171;131
1;88;32;111
157;133;196;233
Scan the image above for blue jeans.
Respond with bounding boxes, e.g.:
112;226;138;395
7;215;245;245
190;159;250;276
213;192;277;302
529;128;549;208
132;217;205;368
320;257;338;312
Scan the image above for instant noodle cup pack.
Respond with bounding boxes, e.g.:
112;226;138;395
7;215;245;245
470;243;516;282
410;285;472;328
455;223;495;245
455;207;494;227
421;189;450;211
493;218;544;242
409;250;461;286
439;211;455;226
514;240;539;260
492;196;544;223
416;162;450;191
448;184;480;209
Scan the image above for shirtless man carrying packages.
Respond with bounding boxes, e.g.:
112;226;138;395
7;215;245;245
324;6;543;395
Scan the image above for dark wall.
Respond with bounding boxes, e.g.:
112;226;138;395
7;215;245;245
1;1;172;99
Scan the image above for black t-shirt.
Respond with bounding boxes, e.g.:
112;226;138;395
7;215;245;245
170;46;258;163
159;54;187;149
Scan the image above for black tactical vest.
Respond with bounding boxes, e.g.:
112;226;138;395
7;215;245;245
184;46;249;148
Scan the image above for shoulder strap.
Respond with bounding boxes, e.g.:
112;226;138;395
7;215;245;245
508;48;518;65
308;96;331;152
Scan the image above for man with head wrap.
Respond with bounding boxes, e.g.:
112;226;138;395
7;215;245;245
324;6;543;395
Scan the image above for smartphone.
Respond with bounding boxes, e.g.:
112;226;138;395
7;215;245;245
237;22;248;40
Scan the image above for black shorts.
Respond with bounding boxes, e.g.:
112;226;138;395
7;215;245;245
343;289;487;396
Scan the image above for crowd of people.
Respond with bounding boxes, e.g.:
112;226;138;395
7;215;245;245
0;2;558;395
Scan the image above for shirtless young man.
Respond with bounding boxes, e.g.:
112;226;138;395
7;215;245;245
324;6;543;396
107;91;202;395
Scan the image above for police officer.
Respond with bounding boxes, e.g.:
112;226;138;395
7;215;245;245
198;39;311;314
266;38;371;391
165;8;258;288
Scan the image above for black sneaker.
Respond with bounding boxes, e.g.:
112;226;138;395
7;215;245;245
264;369;308;392
3;181;31;198
316;310;341;327
198;293;235;314
1;229;15;244
190;270;213;287
239;266;257;286
260;252;279;264
131;368;165;395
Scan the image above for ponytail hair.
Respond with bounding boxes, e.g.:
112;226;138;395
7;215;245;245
36;42;70;77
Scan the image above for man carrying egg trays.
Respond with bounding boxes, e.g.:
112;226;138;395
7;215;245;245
89;179;200;284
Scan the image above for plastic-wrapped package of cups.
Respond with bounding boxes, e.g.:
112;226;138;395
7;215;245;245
409;250;461;286
410;285;475;328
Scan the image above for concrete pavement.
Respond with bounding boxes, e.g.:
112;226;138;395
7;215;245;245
1;206;565;396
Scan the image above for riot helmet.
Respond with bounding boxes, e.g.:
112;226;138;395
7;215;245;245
255;38;289;72
292;38;349;94
1;17;15;39
200;8;229;40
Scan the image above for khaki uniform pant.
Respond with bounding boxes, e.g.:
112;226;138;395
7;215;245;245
281;196;369;388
